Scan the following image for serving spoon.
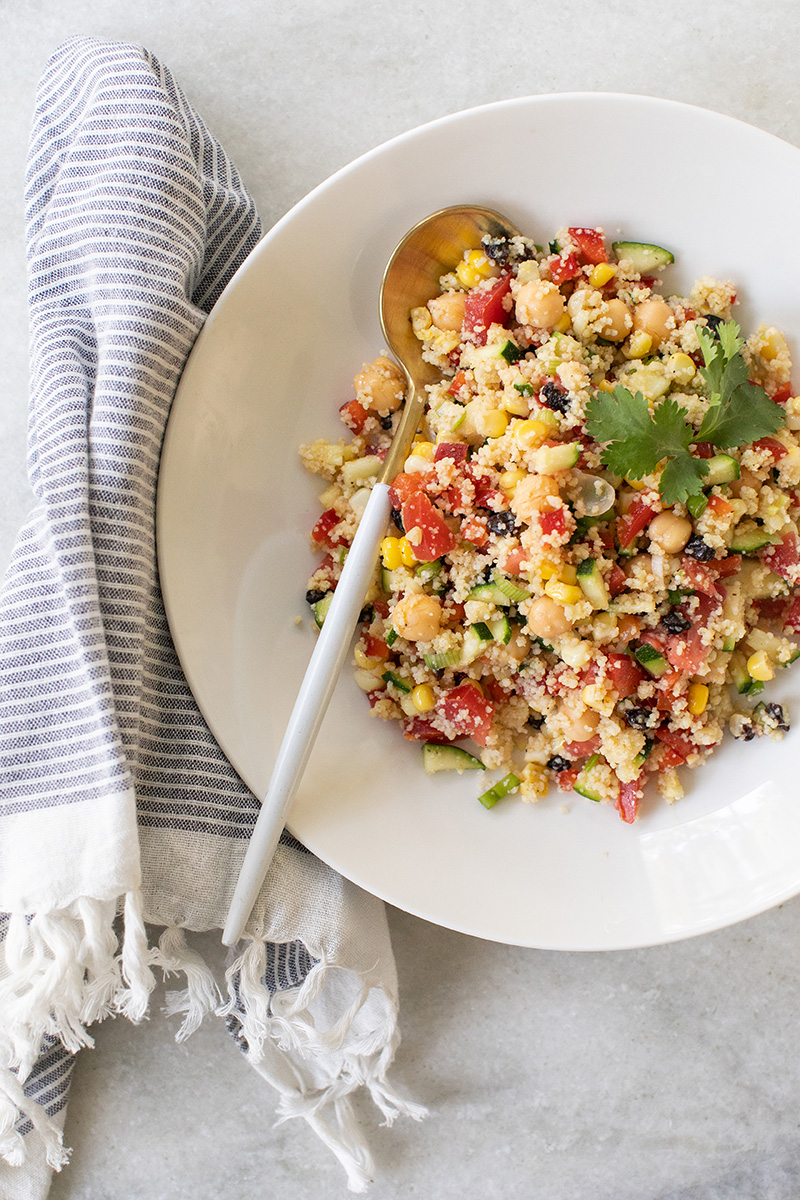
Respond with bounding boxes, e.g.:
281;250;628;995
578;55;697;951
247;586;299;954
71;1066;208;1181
222;204;520;946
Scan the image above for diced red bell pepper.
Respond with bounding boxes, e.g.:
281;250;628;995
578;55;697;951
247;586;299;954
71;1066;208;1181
339;398;369;434
388;471;433;508
562;736;601;760
539;507;567;537
784;594;800;633
461;516;489;547
616;500;656;548
706;494;733;517
463;274;512;346
401;492;457;560
311;508;347;548
556;766;582;792
439;681;494;747
568;227;607;265
434;441;468;465
753;436;788;460
608;564;629;596
605;652;645;698
654;727;695;763
547;252;582;285
772;383;793;404
760;530;800;582
616;774;645;823
447;370;469;397
402;717;452;743
363;633;389;659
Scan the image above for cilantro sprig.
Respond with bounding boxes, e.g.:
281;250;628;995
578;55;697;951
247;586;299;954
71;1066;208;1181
585;320;784;506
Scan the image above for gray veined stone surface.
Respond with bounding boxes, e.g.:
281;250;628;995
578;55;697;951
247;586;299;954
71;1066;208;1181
3;1;800;1197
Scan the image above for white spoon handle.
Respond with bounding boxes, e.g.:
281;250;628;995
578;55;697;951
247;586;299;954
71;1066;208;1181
222;482;393;945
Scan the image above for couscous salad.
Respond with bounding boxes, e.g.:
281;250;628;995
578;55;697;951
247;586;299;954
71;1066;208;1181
300;225;799;822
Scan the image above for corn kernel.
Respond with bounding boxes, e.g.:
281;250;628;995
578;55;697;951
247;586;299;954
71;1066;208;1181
455;249;496;289
477;409;509;439
398;536;416;566
747;651;774;681
544;578;583;605
625;476;648;491
513;419;549;450
559;564;578;584
624;330;653;359
589;262;617;288
758;327;786;362
354;645;380;670
687;682;709;715
520;762;549;801
582;683;615;715
412;440;435;461
410;683;436;713
553;313;572;334
666;352;696;385
596;379;616;393
499;468;527;494
381;537;402;570
540;560;560;580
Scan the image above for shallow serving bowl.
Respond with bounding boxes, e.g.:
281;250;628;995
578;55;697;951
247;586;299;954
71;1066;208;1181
157;94;800;951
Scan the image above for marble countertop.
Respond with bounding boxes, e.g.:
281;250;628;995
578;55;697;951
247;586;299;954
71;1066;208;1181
4;3;800;1198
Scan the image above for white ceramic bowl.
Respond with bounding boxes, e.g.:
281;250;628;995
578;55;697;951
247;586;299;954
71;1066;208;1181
157;94;800;950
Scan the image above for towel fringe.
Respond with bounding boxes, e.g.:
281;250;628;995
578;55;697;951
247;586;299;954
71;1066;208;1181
156;926;221;1041
222;941;426;1194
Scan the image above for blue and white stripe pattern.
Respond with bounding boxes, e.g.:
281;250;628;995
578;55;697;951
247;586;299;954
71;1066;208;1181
0;36;320;1167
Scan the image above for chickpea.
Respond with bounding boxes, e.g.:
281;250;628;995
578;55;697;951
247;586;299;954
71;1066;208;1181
648;511;693;554
561;705;600;743
505;632;531;663
428;291;466;332
526;595;573;639
354;355;406;416
391;592;443;642
598;298;632;342
515;279;566;331
510;474;560;524
728;467;759;498
632;298;674;348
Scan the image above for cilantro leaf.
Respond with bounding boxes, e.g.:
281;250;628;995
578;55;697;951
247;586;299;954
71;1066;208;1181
697;321;749;404
658;453;709;507
697;379;784;448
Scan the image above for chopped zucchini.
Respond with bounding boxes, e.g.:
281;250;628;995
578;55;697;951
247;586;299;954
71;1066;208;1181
612;240;675;272
704;454;740;487
531;443;580;474
381;670;411;693
466;582;513;606
633;738;653;769
488;615;512;644
576;557;610;610
313;592;334;628
422;744;485;775
729;521;776;554
633;643;669;678
686;494;708;519
499;339;526;364
460;623;494;665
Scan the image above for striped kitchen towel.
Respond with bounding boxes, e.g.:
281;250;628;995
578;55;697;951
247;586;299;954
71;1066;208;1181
0;36;422;1198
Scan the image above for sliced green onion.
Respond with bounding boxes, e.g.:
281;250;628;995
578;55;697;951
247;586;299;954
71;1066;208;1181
385;627;398;647
492;572;531;603
479;772;521;810
687;494;708;519
422;648;461;670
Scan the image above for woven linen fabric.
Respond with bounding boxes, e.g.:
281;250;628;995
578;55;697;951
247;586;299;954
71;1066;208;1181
0;36;421;1199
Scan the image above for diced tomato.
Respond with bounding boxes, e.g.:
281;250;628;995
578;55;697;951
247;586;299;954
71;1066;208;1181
692;442;716;459
753;436;788;460
466;465;503;508
363;633;389;659
484;678;510;704
547;252;582;285
439;681;494;747
556;766;581;792
681;557;721;597
757;597;788;621
605;652;645;698
311;508;347;548
616;773;645;824
706;494;733;517
502;545;527;576
617;499;656;548
538;507;567;537
562;736;600;760
444;600;466;624
616;615;641;644
434;441;468;465
338;398;369;434
654;727;695;763
596;523;615;551
772;383;793;404
447;370;468;397
463;274;512;345
373;600;390;618
656;672;685;711
784;594;800;633
658;746;685;769
712;553;742;578
402;717;452;744
639;630;668;654
665;620;712;675
760;530;800;582
401;492;458;561
461;516;489;547
608;564;629;596
388;471;433;508
568;227;607;265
